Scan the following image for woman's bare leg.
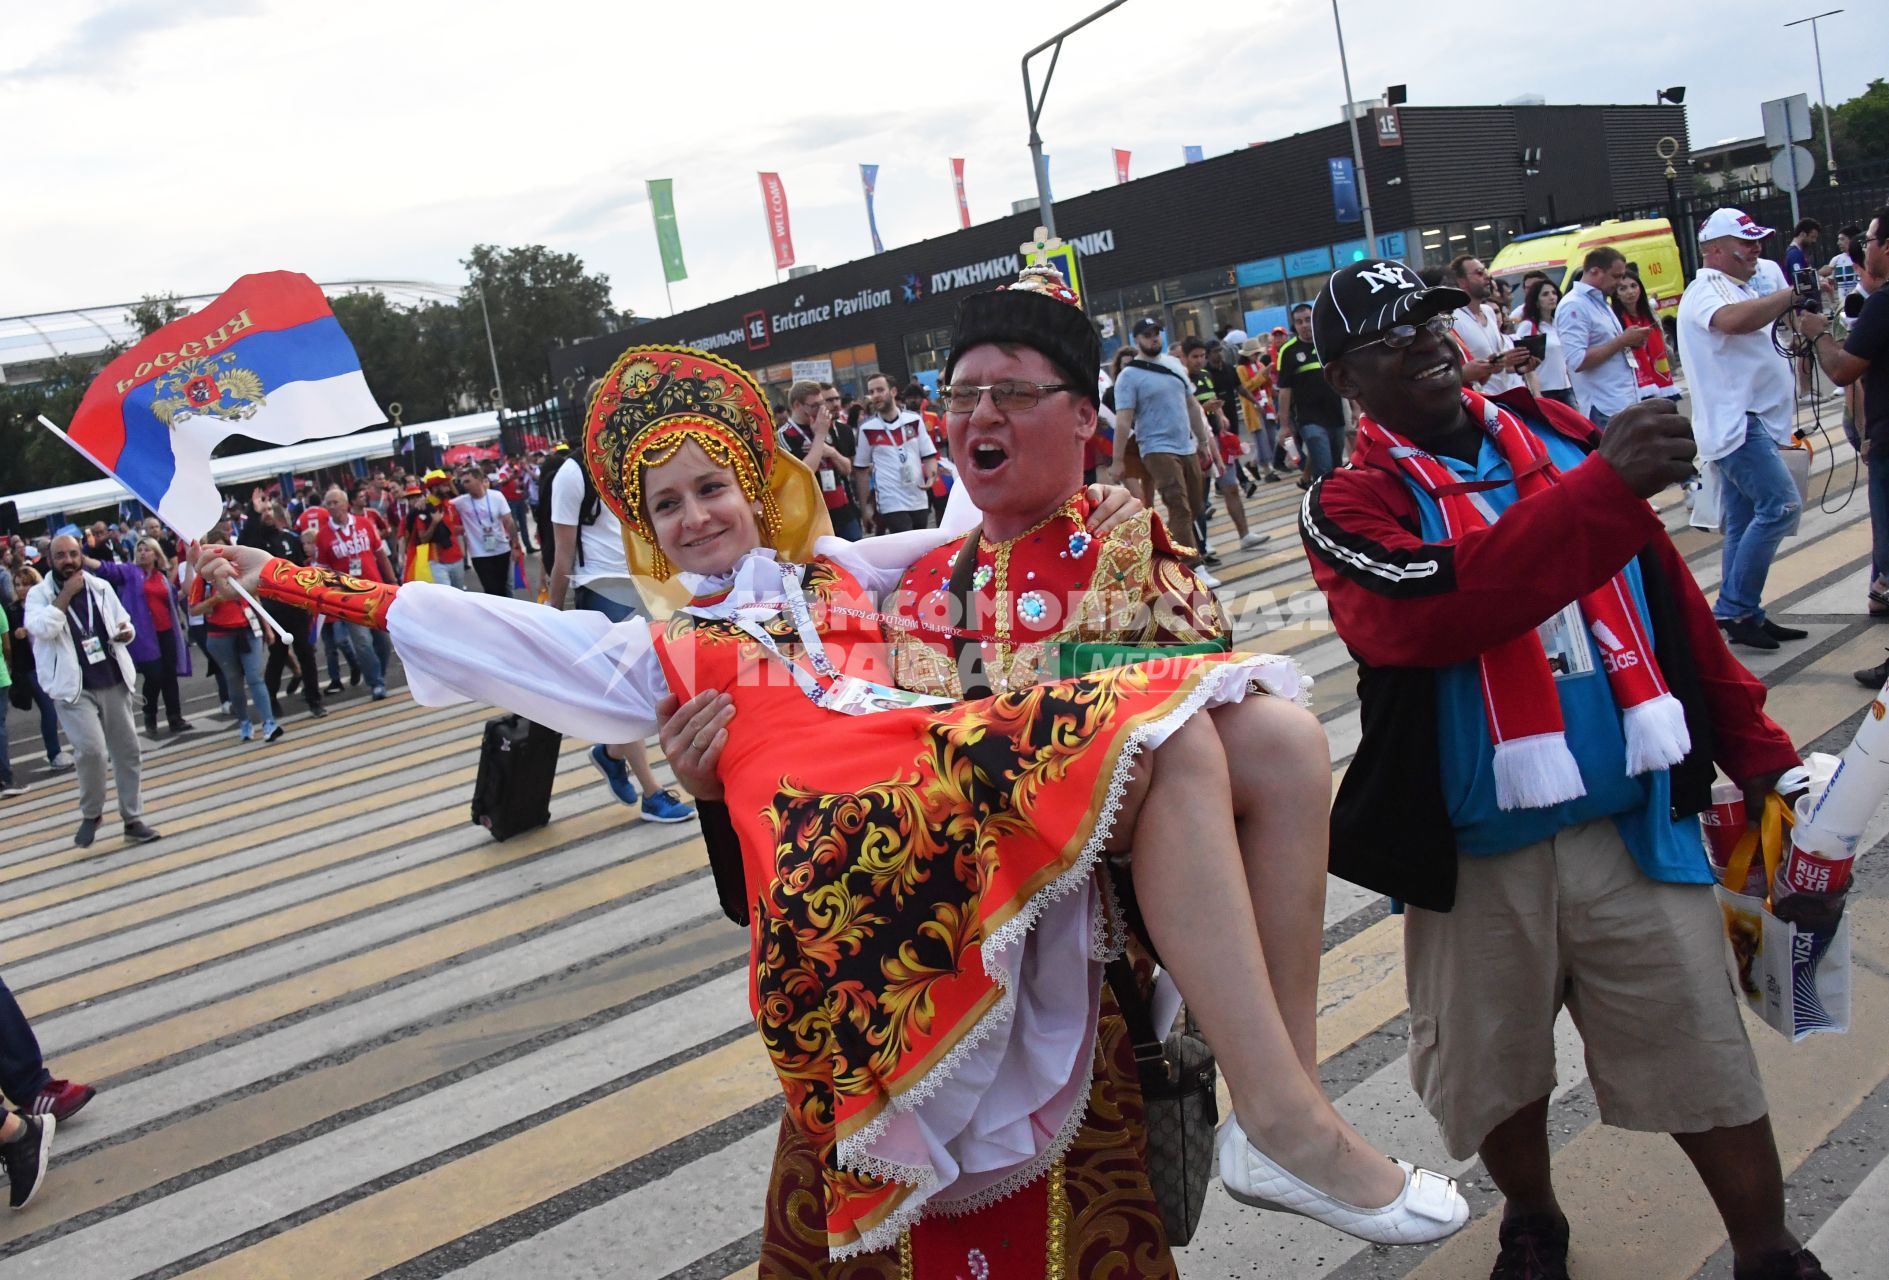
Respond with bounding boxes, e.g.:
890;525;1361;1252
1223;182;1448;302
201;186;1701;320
1124;713;1404;1208
1210;697;1330;1077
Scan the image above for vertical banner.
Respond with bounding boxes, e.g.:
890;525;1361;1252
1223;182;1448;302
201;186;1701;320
646;179;687;283
1183;145;1204;164
1328;156;1361;223
757;171;795;271
950;157;970;228
859;163;884;254
1112;148;1131;184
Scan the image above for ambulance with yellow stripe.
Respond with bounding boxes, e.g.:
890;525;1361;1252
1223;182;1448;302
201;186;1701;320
1489;218;1685;320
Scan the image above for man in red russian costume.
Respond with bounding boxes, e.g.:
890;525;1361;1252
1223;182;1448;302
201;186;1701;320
659;257;1444;1276
195;336;1466;1278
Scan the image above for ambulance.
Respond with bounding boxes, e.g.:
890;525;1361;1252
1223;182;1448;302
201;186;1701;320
1489;218;1685;320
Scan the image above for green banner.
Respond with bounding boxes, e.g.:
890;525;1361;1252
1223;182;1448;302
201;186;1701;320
647;179;687;284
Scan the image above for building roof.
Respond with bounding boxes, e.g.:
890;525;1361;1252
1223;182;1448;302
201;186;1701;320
0;279;463;380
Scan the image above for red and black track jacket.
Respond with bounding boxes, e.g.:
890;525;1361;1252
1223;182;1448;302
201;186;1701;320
1299;388;1798;911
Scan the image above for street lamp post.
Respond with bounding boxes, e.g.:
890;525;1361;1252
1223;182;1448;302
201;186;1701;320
469;285;506;412
1021;0;1130;239
1784;9;1844;186
1331;0;1376;250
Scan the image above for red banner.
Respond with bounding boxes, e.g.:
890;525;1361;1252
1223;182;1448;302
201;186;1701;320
950;157;970;229
443;443;501;466
1113;148;1131;185
758;171;795;270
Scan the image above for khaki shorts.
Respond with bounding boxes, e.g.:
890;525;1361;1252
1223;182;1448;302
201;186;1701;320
1404;818;1767;1160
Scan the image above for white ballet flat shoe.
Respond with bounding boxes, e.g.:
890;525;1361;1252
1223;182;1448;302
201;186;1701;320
1215;1113;1470;1245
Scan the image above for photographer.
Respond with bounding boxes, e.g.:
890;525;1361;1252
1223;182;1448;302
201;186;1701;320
1803;206;1889;679
1675;208;1807;652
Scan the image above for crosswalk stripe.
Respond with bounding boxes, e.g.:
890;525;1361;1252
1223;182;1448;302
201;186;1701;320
1402;902;1889;1280
1803;1138;1889;1277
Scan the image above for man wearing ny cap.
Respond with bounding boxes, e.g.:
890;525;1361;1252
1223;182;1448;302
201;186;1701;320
1299;259;1825;1280
1677;208;1808;653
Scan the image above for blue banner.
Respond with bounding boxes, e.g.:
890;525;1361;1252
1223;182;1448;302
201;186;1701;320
1329;156;1360;224
1183;145;1205;165
1236;257;1284;287
860;163;884;254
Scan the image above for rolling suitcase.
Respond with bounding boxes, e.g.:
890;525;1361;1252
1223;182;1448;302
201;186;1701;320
471;714;562;840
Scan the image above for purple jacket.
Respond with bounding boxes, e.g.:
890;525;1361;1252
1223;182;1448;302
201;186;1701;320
92;560;192;675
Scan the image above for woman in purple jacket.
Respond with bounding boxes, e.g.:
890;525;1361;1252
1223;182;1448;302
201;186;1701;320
85;538;193;735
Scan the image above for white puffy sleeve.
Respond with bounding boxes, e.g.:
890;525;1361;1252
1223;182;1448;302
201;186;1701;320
385;581;667;744
813;527;959;596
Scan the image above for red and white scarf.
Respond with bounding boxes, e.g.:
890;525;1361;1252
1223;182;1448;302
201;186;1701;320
1354;390;1690;811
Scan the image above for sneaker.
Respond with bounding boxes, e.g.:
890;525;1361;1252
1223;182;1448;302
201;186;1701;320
1196;567;1222;590
370;686;388;701
1855;652;1889;688
28;1080;94;1123
588;745;640;806
73;817;98;848
219;700;233;717
1733;1247;1830;1280
266;725;285;743
308;703;329;719
123;820;161;843
49;753;74;772
1201;551;1223;567
1490;1212;1571;1279
0;782;25;798
2;1113;54;1210
323;680;344;695
1239;532;1272;550
239;722;254;742
168;720;195;733
1720;616;1780;651
1264;469;1285;483
1760;618;1808;641
641;788;698;824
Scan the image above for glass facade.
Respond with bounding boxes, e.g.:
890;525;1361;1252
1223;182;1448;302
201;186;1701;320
1416;218;1524;270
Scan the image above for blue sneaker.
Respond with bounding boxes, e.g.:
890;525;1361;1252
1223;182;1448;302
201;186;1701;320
588;745;639;806
641;788;697;824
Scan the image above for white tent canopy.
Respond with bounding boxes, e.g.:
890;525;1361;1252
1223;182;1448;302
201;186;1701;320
8;410;503;523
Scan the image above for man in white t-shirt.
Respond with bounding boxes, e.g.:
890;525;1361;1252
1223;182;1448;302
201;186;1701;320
852;371;937;533
1448;254;1536;396
449;467;519;598
546;448;695;824
1676;208;1806;653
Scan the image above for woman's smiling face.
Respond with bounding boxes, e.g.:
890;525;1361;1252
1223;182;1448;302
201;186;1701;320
643;439;763;576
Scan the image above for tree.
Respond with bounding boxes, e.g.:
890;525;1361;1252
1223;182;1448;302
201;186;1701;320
461;244;628;411
1807;78;1889;173
126;293;190;338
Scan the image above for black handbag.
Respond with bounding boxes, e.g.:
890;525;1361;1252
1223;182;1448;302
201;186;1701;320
1106;956;1218;1246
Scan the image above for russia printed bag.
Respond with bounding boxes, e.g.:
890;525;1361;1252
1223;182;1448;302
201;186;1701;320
471;714;562;841
1713;793;1852;1042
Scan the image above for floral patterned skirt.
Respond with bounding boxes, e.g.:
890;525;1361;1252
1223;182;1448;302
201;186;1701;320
722;651;1305;1258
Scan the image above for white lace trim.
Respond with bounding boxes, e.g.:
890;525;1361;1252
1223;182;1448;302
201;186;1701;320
828;651;1305;1260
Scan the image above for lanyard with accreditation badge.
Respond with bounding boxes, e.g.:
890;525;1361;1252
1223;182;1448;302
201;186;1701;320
724;565;953;715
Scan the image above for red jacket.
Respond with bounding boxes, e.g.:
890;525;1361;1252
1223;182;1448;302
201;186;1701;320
1299;387;1797;910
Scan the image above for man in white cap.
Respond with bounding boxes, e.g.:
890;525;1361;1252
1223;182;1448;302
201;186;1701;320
1676;208;1808;652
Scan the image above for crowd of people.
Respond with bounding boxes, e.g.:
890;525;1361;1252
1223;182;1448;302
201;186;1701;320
1;204;1884;1280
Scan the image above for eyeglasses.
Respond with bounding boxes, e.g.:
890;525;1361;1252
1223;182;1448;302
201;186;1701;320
939;381;1078;413
1347;314;1454;355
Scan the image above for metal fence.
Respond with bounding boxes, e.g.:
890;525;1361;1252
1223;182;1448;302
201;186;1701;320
1588;157;1889;279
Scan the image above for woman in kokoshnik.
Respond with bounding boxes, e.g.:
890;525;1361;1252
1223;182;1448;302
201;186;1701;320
193;343;1469;1263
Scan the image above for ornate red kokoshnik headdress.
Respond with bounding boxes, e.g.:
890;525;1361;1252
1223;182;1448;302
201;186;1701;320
581;345;828;586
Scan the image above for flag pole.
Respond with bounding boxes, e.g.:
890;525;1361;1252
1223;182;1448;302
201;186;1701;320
36;414;294;642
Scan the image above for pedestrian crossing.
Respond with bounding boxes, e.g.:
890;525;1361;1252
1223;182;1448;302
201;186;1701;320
3;425;1889;1278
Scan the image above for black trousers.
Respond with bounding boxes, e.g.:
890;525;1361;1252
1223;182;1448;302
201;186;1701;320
264;605;323;713
876;508;929;534
471;553;513;597
138;626;184;729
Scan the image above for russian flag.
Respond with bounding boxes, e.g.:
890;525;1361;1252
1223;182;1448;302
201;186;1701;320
67;271;384;538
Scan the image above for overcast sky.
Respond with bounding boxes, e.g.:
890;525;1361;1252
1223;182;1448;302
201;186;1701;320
2;0;1877;321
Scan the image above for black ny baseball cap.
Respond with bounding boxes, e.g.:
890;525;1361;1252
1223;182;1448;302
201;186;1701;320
1131;316;1163;337
1312;260;1469;364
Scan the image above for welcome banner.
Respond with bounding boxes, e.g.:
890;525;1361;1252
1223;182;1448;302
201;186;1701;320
758;172;795;270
